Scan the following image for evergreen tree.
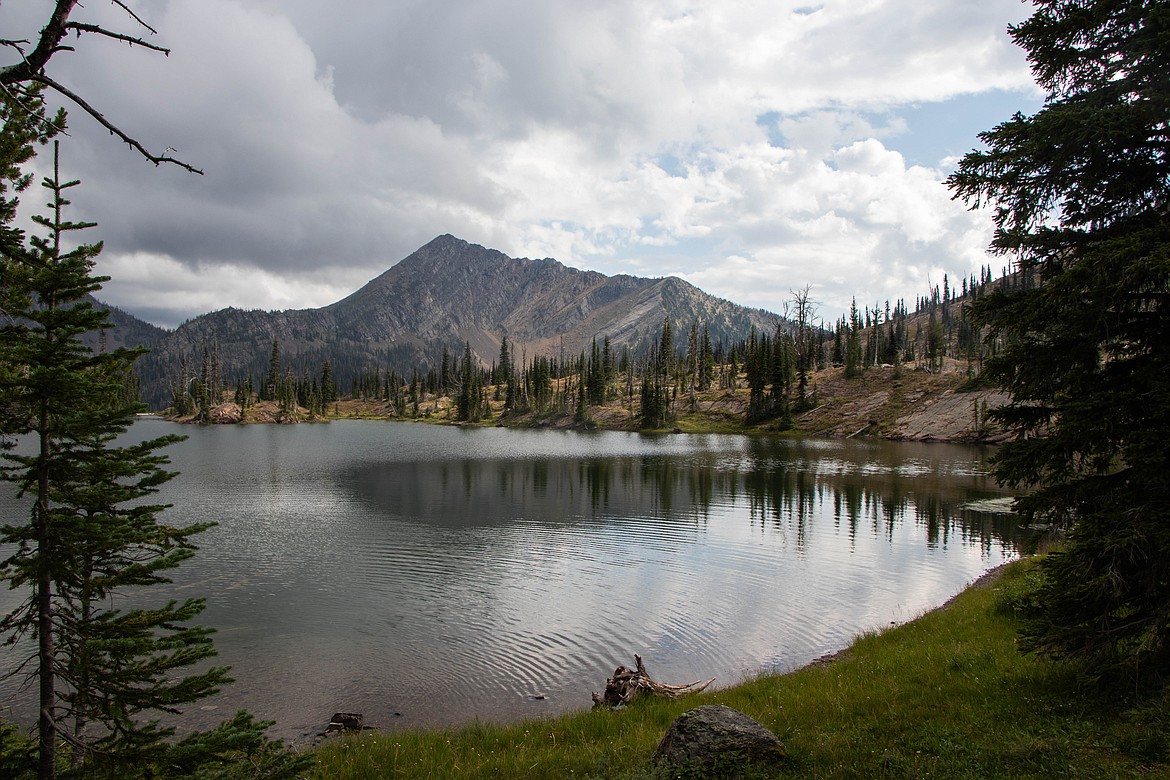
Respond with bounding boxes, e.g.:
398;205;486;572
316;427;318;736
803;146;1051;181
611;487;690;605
497;337;519;411
194;345;215;422
167;355;193;417
496;336;511;386
924;310;945;373
320;359;337;404
685;322;700;403
585;337;605;406
831;317;845;367
949;0;1170;679
439;345;451;395
744;329;772;423
657;316;674;376
455;342;483;421
639;362;665;429
602;336;615;388
0;144;218;776
844;299;863;379
699;325;715;391
262;338;281;402
0;138;306;778
767;331;792;426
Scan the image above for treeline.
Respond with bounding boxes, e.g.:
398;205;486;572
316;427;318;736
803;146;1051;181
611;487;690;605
838;264;1040;381
166;268;1021;428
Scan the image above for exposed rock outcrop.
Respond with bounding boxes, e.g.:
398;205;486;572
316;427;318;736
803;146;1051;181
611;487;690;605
206;403;243;424
887;387;1010;442
653;705;786;776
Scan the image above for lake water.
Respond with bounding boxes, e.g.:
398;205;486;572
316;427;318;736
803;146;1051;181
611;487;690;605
0;419;1017;741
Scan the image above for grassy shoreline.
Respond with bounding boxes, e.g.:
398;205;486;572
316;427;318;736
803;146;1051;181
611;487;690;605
311;559;1168;778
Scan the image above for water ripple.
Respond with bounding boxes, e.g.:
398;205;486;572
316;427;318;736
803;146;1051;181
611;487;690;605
0;420;1018;738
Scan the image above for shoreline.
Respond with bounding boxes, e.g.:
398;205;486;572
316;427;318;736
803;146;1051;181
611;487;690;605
163;364;1010;445
800;560;1013;673
302;561;1017;745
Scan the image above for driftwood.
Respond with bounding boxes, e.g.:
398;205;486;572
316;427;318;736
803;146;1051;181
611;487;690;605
592;655;715;708
321;712;366;736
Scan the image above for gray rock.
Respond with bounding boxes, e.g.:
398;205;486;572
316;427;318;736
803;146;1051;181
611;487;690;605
653;705;785;775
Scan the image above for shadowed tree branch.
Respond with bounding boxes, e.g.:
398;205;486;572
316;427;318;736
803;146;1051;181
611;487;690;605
0;0;200;174
63;23;171;56
31;74;202;174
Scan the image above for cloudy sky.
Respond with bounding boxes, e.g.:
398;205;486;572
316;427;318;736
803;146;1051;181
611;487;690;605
4;0;1042;328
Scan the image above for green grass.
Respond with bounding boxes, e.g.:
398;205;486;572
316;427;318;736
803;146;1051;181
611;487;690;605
311;560;1169;778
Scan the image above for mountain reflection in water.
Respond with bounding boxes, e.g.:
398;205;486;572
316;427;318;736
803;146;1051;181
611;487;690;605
0;421;1017;741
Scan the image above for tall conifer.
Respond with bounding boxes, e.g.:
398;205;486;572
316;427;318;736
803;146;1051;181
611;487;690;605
950;0;1170;678
0;139;306;778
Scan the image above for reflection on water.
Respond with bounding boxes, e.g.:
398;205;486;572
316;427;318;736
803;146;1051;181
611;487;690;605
0;421;1017;741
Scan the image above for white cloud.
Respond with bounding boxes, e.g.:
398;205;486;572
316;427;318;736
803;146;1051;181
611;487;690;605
8;0;1040;326
95;253;364;326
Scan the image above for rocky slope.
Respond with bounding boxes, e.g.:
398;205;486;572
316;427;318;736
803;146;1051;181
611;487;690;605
120;235;780;408
188;359;1009;445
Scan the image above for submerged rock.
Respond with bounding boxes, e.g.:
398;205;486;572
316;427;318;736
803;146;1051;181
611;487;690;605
321;712;365;736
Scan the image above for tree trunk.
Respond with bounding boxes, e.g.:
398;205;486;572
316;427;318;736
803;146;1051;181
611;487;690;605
37;426;57;780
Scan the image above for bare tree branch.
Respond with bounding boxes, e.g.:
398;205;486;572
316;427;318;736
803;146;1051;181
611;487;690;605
109;0;159;36
0;0;198;173
63;23;170;56
32;75;203;175
0;0;77;86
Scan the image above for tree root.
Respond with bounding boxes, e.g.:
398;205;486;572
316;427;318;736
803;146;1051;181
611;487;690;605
591;654;715;708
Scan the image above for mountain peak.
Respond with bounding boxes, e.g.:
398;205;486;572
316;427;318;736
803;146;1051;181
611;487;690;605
398;234;504;268
122;235;781;408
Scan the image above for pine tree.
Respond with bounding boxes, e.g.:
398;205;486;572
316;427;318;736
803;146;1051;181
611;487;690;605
744;329;771;423
699;325;715;391
0;139;307;778
0;143;216;775
262;338;281;402
924;309;945;373
439;345;452;395
639;362;663;429
844;299;863;379
456;342;483;421
320;359;337;404
949;0;1170;679
496;336;511;386
657;316;674;376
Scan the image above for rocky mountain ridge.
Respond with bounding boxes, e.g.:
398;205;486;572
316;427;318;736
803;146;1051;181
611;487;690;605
117;235;781;408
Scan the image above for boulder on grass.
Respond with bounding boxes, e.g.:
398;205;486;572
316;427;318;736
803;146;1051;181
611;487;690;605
653;705;785;776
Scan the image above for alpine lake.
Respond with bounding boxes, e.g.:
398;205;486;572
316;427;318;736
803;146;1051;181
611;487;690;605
0;418;1019;742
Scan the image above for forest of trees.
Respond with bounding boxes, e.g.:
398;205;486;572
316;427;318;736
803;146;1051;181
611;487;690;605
162;264;1024;433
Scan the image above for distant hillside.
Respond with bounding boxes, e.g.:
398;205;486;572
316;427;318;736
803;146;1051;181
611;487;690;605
109;235;781;408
